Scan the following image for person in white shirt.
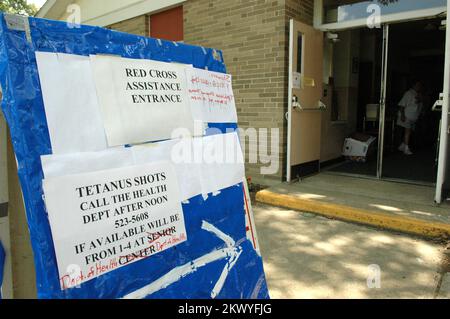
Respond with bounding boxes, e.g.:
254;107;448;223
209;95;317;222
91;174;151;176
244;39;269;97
397;80;424;155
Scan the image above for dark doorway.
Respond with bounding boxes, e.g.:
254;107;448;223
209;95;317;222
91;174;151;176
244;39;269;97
383;18;445;184
327;18;445;185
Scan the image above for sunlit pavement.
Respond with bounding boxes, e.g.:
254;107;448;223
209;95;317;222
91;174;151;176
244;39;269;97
253;203;450;299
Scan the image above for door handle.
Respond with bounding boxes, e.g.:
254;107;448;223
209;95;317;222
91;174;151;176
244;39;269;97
318;100;327;110
432;93;443;112
292;95;301;109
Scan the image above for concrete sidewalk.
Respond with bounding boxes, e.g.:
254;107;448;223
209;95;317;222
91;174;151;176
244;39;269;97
254;203;449;299
256;173;450;238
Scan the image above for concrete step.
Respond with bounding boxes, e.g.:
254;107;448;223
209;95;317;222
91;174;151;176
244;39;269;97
256;175;450;239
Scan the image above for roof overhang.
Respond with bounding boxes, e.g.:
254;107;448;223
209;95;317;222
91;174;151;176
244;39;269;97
36;0;72;19
35;0;186;27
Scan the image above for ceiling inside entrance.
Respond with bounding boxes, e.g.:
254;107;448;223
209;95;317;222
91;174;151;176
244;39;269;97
390;18;446;56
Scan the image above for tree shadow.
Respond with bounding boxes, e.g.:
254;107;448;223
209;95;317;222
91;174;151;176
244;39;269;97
254;203;445;299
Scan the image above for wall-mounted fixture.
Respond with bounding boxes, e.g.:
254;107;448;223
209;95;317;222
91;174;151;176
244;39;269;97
326;32;340;43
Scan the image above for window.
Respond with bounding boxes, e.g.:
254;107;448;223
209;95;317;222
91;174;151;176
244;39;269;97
150;6;183;42
317;0;446;29
296;33;303;74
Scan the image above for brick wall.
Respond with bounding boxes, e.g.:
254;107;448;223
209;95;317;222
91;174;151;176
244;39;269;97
108;15;149;36
107;0;316;184
285;0;314;24
184;0;287;183
184;0;314;184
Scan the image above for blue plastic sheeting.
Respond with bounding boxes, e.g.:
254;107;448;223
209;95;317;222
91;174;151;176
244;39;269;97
206;123;239;136
0;14;269;299
0;240;4;299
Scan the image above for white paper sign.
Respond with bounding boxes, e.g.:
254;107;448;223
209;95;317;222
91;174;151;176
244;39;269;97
185;68;238;123
41;133;246;202
90;55;194;146
36;52;108;154
43;161;186;290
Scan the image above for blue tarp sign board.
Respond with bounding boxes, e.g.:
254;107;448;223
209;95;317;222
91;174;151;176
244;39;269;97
0;240;4;299
0;13;269;299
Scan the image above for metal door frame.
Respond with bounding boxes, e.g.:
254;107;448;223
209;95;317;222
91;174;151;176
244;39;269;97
286;19;295;182
435;1;450;203
377;24;389;179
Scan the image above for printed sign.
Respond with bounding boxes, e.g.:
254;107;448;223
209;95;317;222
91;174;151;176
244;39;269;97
43;161;186;290
90;55;194;146
186;68;238;123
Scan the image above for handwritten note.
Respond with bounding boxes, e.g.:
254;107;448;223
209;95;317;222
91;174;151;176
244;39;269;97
186;68;238;123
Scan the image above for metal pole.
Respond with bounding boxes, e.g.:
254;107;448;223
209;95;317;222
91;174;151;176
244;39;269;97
435;1;450;203
377;24;389;179
287;19;294;182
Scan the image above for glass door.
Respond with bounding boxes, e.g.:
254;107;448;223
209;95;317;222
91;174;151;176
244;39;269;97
326;26;385;178
381;19;446;185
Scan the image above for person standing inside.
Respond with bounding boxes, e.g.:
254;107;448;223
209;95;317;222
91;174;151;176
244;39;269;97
397;79;424;155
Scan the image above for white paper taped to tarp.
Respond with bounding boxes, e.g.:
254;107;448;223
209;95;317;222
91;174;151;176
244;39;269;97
190;132;244;195
90;55;195;147
185;68;238;123
41;133;245;201
35;52;238;153
132;140;203;201
42;161;186;289
40;147;135;178
35;52;108;154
